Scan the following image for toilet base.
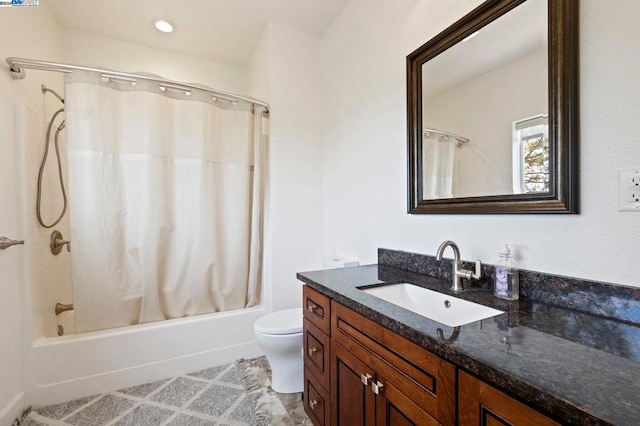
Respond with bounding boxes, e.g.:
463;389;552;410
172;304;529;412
254;331;303;394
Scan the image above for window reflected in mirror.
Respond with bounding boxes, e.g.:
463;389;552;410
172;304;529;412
512;114;549;194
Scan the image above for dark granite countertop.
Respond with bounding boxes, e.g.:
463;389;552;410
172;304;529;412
297;263;640;425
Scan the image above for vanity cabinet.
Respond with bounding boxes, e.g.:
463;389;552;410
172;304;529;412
302;285;557;426
331;301;455;426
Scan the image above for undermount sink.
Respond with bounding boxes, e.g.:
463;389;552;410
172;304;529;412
360;283;503;327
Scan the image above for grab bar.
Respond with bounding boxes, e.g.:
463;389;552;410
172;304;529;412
55;303;74;315
0;237;24;250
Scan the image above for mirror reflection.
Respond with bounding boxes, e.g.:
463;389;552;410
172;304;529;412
421;0;548;200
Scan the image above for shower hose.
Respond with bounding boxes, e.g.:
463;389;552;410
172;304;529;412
37;85;67;229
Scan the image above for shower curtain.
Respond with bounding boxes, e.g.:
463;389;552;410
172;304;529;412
422;134;455;199
65;70;265;333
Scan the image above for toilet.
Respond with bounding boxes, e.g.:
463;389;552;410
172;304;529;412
254;307;303;393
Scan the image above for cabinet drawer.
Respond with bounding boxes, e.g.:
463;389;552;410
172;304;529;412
304;319;331;392
304;285;331;334
331;301;455;425
305;367;331;426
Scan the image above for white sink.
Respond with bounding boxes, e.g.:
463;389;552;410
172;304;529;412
361;283;503;327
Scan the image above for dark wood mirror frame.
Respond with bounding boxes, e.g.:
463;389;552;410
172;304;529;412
407;0;578;214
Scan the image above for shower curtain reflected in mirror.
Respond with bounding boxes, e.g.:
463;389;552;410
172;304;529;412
422;134;455;199
65;70;264;333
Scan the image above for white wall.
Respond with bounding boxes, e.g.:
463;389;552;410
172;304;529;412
0;5;62;424
321;0;640;287
249;22;324;311
60;29;247;95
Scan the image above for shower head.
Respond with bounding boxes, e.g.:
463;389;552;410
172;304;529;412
41;84;65;104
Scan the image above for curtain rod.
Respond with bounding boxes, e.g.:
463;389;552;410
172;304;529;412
423;128;469;147
5;57;269;112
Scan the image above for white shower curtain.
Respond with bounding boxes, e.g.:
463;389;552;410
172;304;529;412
65;70;265;333
422;135;455;199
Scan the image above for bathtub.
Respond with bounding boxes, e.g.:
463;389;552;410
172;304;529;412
25;306;265;406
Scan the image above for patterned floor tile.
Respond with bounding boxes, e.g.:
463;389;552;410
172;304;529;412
36;395;99;420
188;384;245;417
117;378;170;398
278;393;312;425
149;377;208;407
65;395;135;425
187;364;228;381
113;403;175;426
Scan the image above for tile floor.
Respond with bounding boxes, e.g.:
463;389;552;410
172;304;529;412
24;363;257;426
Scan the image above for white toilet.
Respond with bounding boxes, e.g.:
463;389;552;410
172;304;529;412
254;307;303;393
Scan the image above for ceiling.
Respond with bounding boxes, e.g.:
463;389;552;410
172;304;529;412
422;0;548;99
46;0;350;67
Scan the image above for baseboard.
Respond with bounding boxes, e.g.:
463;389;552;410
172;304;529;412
0;392;25;426
27;341;262;407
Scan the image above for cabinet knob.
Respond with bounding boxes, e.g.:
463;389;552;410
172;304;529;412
372;381;384;395
360;373;372;385
309;399;318;410
308;347;318;356
307;303;317;313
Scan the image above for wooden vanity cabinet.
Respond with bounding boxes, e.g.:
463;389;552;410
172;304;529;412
302;285;558;426
331;300;455;426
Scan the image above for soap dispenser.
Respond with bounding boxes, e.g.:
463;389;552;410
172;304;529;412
494;244;519;301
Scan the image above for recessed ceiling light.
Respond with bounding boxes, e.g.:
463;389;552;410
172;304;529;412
154;20;174;33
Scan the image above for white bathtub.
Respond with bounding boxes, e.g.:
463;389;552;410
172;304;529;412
25;306;265;406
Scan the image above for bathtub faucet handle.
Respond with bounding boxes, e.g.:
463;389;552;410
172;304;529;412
50;230;71;254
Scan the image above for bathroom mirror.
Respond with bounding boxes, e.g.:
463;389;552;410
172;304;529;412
407;0;578;214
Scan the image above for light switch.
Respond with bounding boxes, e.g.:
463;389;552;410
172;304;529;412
619;169;640;211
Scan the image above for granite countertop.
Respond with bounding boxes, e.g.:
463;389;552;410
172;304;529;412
297;264;640;425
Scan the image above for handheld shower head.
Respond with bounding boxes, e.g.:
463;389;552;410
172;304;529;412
41;84;65;104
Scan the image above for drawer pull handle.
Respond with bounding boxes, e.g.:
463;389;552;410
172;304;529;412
372;381;384;395
307;304;317;313
360;373;372;385
309;399;318;410
308;347;318;356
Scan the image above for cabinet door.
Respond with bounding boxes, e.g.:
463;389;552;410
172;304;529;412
459;371;560;426
331;341;376;426
374;370;440;426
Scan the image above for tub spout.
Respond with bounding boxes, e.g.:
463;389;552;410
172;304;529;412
55;303;74;316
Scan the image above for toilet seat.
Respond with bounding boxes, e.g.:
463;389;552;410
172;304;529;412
254;308;302;335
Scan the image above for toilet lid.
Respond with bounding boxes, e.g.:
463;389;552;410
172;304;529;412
254;308;303;335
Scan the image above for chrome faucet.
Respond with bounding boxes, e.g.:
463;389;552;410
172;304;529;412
435;240;481;292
